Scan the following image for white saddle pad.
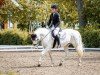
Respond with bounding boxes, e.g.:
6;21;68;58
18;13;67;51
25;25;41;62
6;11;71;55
59;30;66;40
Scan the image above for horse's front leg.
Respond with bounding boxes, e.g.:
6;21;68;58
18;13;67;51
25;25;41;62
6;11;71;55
38;50;46;67
38;53;43;67
38;49;50;67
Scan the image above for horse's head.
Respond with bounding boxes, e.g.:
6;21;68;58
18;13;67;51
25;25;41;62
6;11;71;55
29;28;49;45
29;31;38;45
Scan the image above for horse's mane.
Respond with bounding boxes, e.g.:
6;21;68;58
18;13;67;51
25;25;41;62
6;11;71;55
38;28;48;30
34;28;49;34
36;28;48;32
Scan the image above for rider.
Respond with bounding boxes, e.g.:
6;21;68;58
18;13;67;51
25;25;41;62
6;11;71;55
48;4;61;48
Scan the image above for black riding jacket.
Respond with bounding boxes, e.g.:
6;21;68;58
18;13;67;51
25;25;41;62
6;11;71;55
48;12;60;28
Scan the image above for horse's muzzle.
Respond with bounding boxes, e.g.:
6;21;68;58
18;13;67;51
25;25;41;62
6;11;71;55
32;40;38;45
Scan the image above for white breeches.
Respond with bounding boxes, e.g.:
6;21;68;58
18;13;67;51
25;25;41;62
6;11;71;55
51;26;60;36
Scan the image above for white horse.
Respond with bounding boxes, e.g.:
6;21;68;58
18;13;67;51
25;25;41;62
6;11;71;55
31;28;84;66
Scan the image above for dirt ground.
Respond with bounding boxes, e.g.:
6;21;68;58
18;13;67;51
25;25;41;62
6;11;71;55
0;51;100;75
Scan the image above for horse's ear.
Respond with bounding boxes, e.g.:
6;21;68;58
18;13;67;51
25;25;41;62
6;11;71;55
29;29;34;35
29;32;33;35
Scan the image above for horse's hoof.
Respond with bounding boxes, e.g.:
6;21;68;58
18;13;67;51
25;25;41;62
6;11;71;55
78;63;82;66
59;63;62;66
51;64;54;67
38;64;41;67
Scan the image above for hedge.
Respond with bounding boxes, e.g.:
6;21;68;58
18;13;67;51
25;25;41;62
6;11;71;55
0;27;100;47
79;26;100;48
0;29;32;45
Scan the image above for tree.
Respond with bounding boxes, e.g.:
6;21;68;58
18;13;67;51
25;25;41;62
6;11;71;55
84;0;100;24
0;0;37;30
75;0;87;27
1;0;99;30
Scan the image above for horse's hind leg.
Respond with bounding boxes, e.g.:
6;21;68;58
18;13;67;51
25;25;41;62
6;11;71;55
76;45;83;66
59;45;69;66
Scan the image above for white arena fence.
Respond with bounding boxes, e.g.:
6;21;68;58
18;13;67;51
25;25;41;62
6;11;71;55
0;45;100;52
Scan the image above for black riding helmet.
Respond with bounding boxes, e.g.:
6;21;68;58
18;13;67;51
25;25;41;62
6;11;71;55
51;4;58;9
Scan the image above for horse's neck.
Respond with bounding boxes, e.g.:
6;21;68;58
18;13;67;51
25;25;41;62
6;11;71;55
40;29;53;48
38;28;52;40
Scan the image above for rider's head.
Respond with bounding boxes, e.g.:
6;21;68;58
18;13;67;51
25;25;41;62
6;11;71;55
51;4;58;13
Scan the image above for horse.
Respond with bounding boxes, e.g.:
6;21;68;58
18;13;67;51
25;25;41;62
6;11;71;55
31;28;84;66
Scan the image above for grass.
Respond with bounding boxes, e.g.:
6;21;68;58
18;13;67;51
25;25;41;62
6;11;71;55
0;71;18;75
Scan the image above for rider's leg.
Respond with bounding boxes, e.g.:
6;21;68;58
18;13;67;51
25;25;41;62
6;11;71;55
53;38;56;48
52;27;60;48
54;28;60;47
55;35;60;47
52;30;57;48
51;25;55;38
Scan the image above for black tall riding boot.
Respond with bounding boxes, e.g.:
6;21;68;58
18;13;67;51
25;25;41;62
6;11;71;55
55;35;60;48
52;35;60;48
52;38;56;48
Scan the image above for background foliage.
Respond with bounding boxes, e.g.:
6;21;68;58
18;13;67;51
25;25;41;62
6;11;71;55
79;25;100;48
0;27;99;47
0;29;32;45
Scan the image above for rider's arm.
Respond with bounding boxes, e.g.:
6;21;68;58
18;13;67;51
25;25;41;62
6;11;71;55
53;13;60;28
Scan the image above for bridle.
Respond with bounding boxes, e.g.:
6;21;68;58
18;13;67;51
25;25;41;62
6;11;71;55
32;29;52;49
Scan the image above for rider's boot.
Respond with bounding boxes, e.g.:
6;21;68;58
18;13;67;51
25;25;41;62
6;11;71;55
52;38;56;48
55;35;61;48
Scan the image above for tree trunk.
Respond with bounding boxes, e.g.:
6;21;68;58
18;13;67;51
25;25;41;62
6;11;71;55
76;0;87;27
0;0;4;7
